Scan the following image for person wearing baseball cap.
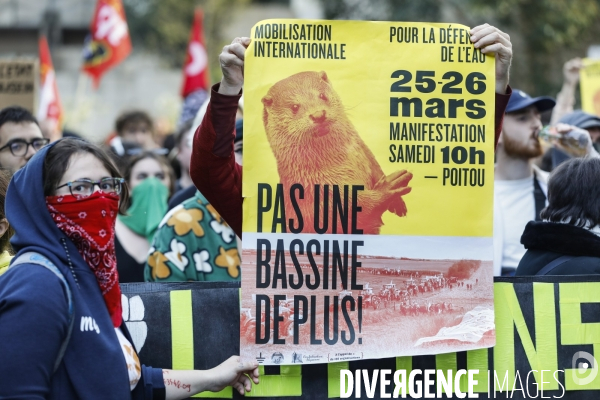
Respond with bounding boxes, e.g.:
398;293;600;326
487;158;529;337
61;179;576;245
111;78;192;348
541;110;600;170
493;89;556;276
505;90;556;114
560;110;600;150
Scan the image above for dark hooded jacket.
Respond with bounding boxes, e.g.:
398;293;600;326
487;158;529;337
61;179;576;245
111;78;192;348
515;221;600;275
0;141;165;399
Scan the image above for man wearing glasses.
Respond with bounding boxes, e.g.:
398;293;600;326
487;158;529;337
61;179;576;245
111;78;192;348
0;106;49;175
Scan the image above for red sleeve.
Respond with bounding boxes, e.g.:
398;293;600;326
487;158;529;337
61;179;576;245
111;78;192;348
494;85;512;150
190;83;243;238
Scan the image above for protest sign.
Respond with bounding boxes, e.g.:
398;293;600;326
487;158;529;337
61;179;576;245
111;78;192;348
0;58;38;112
241;20;496;365
122;277;600;399
580;58;600;116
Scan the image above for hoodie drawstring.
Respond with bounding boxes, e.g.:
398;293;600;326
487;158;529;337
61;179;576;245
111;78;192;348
60;238;80;288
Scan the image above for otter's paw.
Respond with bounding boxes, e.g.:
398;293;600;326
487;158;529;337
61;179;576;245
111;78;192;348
387;170;413;191
375;170;412;217
374;170;412;198
389;194;408;217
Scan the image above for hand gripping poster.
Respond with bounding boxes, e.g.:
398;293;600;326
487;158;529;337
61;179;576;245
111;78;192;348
241;20;496;365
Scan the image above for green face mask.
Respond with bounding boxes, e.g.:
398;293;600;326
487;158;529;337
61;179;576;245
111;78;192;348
118;177;169;242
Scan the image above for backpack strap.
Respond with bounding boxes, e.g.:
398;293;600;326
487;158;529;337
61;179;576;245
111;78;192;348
537;255;576;275
10;251;75;373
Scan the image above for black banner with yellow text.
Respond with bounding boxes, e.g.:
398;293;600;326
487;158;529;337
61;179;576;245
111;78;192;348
122;276;600;399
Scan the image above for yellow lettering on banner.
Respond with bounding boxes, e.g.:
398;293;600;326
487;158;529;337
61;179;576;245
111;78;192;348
169;290;232;398
396;356;412;372
436;353;460;394
560;282;600;390
246;365;302;397
328;362;349;398
493;282;558;391
433;349;488;394
467;349;488;392
170;291;194;370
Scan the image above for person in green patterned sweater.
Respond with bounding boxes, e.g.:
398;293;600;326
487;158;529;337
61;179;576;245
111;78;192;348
144;190;241;282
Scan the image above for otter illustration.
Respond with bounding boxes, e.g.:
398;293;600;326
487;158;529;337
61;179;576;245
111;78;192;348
261;71;412;234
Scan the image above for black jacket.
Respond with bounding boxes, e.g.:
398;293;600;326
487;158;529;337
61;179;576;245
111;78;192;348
515;221;600;276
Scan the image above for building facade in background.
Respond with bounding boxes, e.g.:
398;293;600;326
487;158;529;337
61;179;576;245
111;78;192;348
0;0;320;141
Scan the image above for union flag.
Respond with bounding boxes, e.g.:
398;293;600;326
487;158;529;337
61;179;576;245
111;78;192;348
82;0;132;87
37;36;63;131
181;9;209;98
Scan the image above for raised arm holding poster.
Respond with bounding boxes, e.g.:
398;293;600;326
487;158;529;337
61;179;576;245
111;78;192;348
240;20;502;365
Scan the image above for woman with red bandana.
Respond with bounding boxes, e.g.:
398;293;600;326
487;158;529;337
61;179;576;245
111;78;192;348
0;137;259;399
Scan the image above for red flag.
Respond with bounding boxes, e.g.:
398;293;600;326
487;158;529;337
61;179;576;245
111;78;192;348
38;36;63;131
82;0;132;87
181;9;209;97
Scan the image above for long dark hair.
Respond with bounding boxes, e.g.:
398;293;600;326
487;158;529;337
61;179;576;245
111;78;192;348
43;138;130;214
541;157;600;228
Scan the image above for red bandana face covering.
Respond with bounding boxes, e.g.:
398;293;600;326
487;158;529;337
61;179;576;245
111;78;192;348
46;191;122;327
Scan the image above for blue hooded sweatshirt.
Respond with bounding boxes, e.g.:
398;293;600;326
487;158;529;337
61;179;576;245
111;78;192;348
0;141;165;399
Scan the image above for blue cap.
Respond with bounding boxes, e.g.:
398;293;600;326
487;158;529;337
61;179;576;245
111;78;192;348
559;110;600;130
506;89;555;113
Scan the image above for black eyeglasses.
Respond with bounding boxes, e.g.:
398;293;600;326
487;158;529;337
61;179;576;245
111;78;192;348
0;138;50;157
56;178;125;199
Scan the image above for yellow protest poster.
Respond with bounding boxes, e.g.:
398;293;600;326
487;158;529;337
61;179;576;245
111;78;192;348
241;20;496;365
581;58;600;116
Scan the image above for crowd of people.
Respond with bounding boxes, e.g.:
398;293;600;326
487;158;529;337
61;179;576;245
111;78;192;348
0;53;252;397
493;57;600;276
0;20;598;399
